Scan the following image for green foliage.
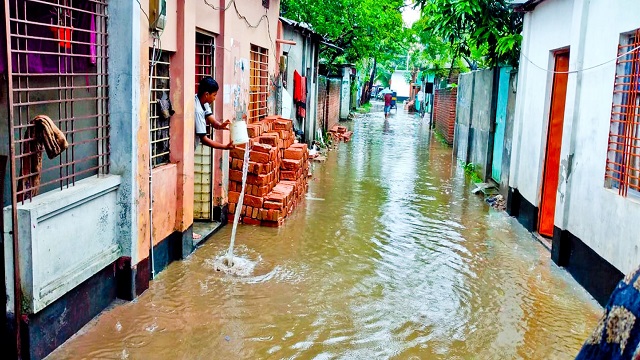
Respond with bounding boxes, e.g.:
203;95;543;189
461;162;482;183
412;0;523;69
281;0;409;67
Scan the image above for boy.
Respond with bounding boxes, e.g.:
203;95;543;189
195;76;234;150
193;77;233;240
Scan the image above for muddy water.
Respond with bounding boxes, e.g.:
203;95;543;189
49;109;601;359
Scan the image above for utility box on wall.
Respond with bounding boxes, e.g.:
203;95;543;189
149;0;167;31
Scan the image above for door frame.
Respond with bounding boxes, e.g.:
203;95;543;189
538;49;570;237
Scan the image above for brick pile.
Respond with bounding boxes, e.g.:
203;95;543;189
228;116;309;227
329;124;353;143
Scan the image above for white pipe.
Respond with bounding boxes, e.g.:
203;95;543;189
148;35;158;279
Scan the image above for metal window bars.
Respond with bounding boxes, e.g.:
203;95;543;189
4;0;109;203
249;45;268;123
195;32;214;92
194;32;215;220
149;50;171;167
605;29;640;197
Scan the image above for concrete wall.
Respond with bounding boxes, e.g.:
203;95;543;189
281;22;320;143
390;70;411;99
509;0;574;203
500;70;518;196
340;67;351;119
511;0;640;274
468;70;494;180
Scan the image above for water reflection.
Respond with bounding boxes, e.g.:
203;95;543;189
49;107;601;360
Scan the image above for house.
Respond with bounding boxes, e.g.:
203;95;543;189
279;17;322;144
508;0;640;305
1;0;281;358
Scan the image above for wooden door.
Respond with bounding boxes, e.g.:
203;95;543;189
539;51;570;237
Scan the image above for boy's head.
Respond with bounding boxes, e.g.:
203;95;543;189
198;76;219;104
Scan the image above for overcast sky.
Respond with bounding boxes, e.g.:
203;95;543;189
402;2;420;27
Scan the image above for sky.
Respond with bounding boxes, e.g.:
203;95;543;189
402;1;420;27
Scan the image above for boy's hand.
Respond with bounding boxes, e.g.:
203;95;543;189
225;141;235;150
221;119;231;129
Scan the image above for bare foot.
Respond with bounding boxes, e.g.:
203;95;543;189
193;232;202;240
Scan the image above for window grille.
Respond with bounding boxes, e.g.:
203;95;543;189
4;0;109;203
605;28;640;197
194;32;215;220
249;45;268;123
149;50;171;167
195;32;214;93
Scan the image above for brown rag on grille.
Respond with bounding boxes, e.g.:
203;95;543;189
18;115;68;201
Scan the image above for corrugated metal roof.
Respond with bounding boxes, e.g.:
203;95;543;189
510;0;547;11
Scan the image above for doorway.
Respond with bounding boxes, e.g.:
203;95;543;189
538;51;570;237
193;32;219;240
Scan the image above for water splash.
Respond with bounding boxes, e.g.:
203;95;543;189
218;141;251;275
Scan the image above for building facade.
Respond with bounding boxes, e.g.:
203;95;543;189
1;0;281;358
509;0;640;305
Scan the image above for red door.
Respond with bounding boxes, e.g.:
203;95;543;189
539;51;570;237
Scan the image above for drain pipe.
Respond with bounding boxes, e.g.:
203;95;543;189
148;34;159;279
3;2;23;357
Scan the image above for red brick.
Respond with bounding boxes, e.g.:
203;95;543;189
229;203;236;214
228;191;240;203
252;143;272;153
230;147;246;160
290;143;308;151
258;135;278;148
246;124;262;138
251;207;259;219
244;217;261;226
273;119;293;131
284;148;304;160
263;200;283;210
281;159;301;170
250;151;271;164
229;170;243;182
281;170;297;181
244;194;263;208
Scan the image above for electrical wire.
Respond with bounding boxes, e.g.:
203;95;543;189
522;44;640;74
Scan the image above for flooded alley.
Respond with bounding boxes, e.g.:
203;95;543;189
49;108;601;360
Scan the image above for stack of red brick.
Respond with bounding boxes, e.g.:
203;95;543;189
329;124;353;143
228;116;309;227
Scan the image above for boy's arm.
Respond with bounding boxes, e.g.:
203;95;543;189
199;134;234;150
205;114;231;130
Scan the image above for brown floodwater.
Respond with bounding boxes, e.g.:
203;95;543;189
49;108;601;360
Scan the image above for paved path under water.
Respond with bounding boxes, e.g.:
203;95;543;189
50;107;602;359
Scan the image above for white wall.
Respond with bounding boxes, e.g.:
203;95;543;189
390;70;411;98
511;0;640;274
559;0;640;274
510;0;574;203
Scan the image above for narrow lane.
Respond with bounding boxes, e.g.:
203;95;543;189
49;106;601;359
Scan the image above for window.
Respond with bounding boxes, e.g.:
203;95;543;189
4;0;109;202
149;50;171;167
605;29;640;197
195;32;215;93
249;45;268;123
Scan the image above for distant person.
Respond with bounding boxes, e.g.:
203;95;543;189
384;92;393;118
575;265;640;359
416;87;425;116
193;76;234;240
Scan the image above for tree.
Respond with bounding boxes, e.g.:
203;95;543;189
281;0;409;68
412;0;523;69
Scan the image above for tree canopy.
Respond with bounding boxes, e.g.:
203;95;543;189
280;0;410;67
412;0;523;70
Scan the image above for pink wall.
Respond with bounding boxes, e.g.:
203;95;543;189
134;0;282;264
